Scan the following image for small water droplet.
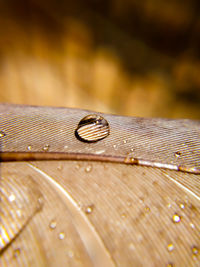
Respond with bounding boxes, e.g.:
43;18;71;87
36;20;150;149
8;193;16;202
189;222;195;229
68;250;74;258
144;206;150;213
179;203;185;209
58;232;65;240
75;114;109;143
16;209;22;217
192;246;199;255
0;131;6;137
130;148;134;152
174;151;181;158
123;140;127;144
13;248;21;258
85;165;92;173
95;149;105;154
172;213;181;223
43;144;50;152
167;243;174;252
57;164;63;171
27;145;32;151
167;203;172;208
85;205;94;214
113;144;117;149
129;242;135;251
64;145;68;149
49;220;57;229
166;263;175;267
121;213;127;218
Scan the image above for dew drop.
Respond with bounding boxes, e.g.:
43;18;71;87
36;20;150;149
174;151;181;158
179;203;185;209
43;144;50;152
144;206;150;213
8;193;16;202
13;248;21;258
68;250;74;258
27;145;32;151
58;232;65;240
121;213;127;218
189;222;195;229
172;213;181;223
123;140;127;144
85;205;94;214
113;144;117;149
75;114;109;143
85;165;92;173
49;220;57;229
167;243;174;252
192;246;199;256
0;131;6;137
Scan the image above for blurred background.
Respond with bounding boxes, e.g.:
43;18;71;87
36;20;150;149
0;0;199;118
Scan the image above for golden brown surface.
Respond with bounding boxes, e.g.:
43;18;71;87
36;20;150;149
0;0;200;118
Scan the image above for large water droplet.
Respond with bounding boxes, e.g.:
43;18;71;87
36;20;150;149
75;114;109;143
172;213;181;223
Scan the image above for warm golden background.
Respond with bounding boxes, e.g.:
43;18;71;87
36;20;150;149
0;0;200;118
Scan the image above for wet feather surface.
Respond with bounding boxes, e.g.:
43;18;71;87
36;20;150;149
0;104;200;266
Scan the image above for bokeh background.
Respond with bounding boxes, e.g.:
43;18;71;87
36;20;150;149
0;0;200;118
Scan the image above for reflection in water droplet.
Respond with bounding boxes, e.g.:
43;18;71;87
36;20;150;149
8;193;16;202
85;205;94;214
172;214;181;223
174;151;181;158
0;131;6;137
13;248;21;258
27;145;32;151
59;232;65;240
85;165;92;173
49;220;57;229
43;144;50;152
75;114;109;143
167;243;174;252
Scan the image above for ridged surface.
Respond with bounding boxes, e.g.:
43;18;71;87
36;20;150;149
0;161;199;266
0;104;200;266
0;104;200;173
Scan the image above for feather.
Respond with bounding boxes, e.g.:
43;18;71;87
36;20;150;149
0;104;200;266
